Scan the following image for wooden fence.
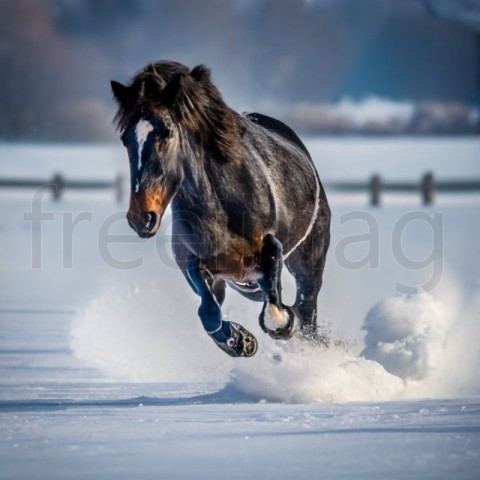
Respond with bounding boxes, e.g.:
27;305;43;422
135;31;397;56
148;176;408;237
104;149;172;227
0;173;125;202
327;172;480;205
1;172;479;206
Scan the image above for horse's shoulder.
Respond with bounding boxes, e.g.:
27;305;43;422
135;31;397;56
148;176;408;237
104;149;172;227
245;112;311;159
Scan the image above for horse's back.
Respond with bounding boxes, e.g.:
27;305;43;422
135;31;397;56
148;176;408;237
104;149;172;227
245;112;311;160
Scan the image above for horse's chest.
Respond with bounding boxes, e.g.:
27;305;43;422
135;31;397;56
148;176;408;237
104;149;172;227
197;230;264;281
174;222;262;282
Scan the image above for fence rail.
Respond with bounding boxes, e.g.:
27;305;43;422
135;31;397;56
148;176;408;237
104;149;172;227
0;173;124;202
328;172;480;205
1;172;479;206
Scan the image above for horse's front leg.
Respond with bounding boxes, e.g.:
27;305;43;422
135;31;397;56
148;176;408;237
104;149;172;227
187;254;258;357
258;234;296;340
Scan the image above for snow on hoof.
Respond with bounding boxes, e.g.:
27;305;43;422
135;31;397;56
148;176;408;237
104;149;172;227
260;303;296;340
211;321;258;357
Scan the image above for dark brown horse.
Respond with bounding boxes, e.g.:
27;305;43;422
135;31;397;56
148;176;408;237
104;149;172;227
111;61;330;357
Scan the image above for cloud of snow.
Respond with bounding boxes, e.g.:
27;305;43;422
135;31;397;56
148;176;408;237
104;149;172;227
229;338;404;403
70;282;233;383
71;281;480;403
227;287;480;402
361;291;451;381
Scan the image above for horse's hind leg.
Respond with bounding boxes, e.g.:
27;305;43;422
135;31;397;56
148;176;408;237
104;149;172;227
258;234;296;339
285;215;330;342
186;254;258;357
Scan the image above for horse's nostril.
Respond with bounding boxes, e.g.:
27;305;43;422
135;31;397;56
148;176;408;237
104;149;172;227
145;211;158;232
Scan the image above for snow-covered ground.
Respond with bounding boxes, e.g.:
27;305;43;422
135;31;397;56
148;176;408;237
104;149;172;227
0;139;479;479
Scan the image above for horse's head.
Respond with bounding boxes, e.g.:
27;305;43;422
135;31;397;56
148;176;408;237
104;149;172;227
111;65;188;238
111;61;240;237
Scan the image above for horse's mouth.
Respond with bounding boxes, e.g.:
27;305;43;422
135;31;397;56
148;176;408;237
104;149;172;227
126;211;161;238
136;228;158;239
135;221;160;238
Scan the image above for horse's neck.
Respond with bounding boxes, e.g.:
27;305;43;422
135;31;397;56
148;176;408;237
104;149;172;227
175;149;221;210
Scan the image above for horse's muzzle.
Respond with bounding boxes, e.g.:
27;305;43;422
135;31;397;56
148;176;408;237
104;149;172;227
126;209;160;238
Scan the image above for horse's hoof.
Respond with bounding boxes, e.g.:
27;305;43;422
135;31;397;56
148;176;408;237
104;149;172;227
211;322;258;357
260;304;296;340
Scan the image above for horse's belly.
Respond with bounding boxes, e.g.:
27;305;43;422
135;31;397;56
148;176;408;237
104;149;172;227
201;237;264;283
204;255;263;282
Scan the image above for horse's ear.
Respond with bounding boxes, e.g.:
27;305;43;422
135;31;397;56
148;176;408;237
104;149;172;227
190;65;211;83
111;80;129;104
160;73;184;107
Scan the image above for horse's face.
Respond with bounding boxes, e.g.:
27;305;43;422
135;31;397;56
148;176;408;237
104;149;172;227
121;114;182;238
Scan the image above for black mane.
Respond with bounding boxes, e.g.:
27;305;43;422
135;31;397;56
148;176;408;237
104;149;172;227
113;60;241;163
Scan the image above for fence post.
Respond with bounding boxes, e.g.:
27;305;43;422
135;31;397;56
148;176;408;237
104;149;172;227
369;174;381;206
51;173;64;201
421;171;435;205
115;173;124;203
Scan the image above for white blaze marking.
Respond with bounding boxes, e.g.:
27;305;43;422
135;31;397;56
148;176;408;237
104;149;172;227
135;119;154;171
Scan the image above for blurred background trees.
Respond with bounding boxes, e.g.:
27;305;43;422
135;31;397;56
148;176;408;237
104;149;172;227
0;0;478;141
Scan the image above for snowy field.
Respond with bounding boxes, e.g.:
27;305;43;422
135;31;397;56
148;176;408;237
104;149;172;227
0;138;479;479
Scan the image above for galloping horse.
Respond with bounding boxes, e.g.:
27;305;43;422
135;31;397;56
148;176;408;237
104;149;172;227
111;61;331;357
